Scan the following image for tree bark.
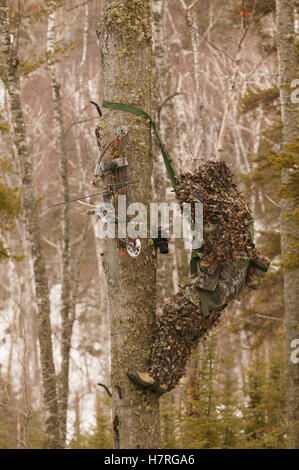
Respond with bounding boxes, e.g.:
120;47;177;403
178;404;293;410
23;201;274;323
97;0;159;449
0;0;60;449
47;10;72;447
275;0;299;448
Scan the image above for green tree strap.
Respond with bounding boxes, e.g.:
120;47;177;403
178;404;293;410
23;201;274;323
227;196;255;245
103;101;178;190
247;215;254;244
200;289;223;317
238;199;254;244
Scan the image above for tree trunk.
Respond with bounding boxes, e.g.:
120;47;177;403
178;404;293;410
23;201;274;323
47;10;72;447
97;0;160;449
152;0;174;312
275;0;299;448
0;0;60;448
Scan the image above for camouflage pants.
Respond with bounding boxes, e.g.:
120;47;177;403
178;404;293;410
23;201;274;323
147;284;224;391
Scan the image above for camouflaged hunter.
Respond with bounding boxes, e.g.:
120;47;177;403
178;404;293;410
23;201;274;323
102;102;271;397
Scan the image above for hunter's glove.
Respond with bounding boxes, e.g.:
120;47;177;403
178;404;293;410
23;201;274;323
246;253;271;290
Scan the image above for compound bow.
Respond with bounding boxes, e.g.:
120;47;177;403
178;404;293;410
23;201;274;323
48;100;174;258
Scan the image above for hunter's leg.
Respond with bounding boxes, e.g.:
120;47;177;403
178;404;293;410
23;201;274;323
147;282;224;391
147;289;200;390
128;282;224;394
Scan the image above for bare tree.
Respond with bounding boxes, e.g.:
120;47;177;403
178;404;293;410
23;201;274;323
216;4;256;160
179;0;207;159
0;0;60;448
47;9;72;447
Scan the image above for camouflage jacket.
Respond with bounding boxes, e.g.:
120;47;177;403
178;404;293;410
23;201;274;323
184;253;270;317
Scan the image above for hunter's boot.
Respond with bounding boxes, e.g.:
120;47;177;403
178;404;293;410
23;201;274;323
127;370;168;397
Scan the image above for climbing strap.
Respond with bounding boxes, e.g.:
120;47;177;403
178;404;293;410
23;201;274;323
103;101;178;190
238;197;255;246
247;213;255;246
190;249;203;275
200;289;224;317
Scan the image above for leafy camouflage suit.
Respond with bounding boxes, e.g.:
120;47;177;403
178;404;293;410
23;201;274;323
147;252;252;391
147;245;271;391
99;101;270;394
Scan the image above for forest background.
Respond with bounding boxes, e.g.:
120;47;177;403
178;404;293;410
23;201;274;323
0;0;298;449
